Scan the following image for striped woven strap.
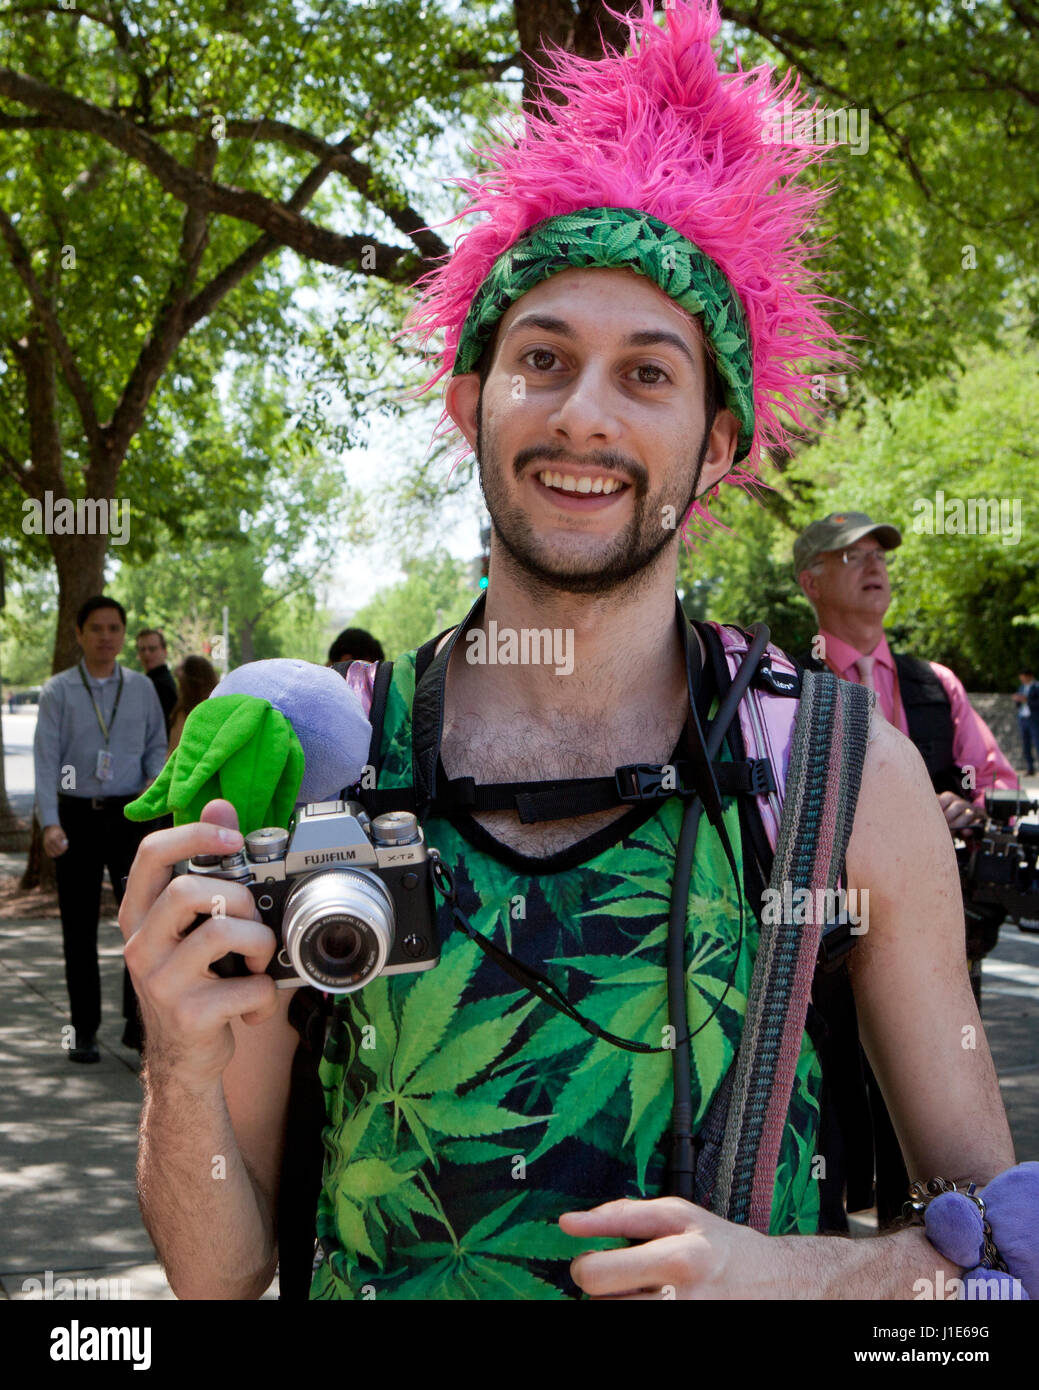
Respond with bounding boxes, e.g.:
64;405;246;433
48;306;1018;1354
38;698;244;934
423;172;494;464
712;669;873;1231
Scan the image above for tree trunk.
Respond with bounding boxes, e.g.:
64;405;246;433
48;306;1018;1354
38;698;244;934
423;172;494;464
51;529;110;673
238;621;256;666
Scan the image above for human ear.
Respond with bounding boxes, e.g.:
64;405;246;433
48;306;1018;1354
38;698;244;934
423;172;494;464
798;569;819;604
695;407;741;495
445;373;481;453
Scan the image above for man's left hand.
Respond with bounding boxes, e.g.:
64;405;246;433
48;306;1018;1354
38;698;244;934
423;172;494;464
560;1197;780;1300
938;789;984;832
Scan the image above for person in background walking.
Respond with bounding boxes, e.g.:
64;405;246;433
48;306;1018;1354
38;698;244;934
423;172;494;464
1013;667;1039;776
34;596;167;1060
136;629;178;734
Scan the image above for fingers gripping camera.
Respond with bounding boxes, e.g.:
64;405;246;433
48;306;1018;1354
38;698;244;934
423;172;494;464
181;801;440;993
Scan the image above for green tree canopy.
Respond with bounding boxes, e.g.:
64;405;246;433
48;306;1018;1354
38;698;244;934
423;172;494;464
684;338;1039;689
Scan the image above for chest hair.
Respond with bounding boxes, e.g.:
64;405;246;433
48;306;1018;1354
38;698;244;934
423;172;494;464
439;704;686;859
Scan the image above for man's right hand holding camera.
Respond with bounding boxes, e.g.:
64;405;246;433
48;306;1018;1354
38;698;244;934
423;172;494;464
120;799;302;1299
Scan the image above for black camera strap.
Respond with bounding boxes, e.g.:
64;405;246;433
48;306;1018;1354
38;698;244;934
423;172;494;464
429;854;674;1053
410;605;770;1059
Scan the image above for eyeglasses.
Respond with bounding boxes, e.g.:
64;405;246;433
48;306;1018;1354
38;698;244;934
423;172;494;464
839;548;894;569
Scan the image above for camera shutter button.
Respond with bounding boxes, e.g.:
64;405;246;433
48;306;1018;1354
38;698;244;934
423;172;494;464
245;828;290;861
372;812;419;846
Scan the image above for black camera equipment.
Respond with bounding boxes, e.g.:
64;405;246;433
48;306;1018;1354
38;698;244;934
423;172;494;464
956;789;1039;938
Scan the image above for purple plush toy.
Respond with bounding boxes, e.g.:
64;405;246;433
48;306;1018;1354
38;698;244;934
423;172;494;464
923;1163;1039;1300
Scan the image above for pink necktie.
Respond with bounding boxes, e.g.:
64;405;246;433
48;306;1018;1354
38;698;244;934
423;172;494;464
854;654;876;691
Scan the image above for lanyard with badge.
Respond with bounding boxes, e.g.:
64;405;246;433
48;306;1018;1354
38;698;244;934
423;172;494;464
78;661;124;782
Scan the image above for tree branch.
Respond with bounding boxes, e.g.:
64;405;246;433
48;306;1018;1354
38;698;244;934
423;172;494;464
0;205;101;450
0;3;133;48
106;137;353;458
180;145;345;333
0;68;448;270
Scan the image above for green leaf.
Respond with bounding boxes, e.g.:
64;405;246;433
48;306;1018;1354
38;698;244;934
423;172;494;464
623;1047;672;1147
406;996;538;1094
462;1255;566;1300
410;1093;544;1139
333;1194;380;1268
527;1047;628;1162
459;1190;527;1249
476;1220;611;1260
577;897;663;919
337;1157;413;1201
437;1140;524;1166
392;937;480;1087
399;1099;438;1165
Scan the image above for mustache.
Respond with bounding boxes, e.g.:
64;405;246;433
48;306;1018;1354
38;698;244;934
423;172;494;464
513;444;648;493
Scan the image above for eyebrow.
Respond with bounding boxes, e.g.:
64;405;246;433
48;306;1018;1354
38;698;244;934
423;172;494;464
502;314;699;372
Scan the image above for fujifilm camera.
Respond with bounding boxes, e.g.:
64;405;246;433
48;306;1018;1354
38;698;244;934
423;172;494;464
181;799;440;993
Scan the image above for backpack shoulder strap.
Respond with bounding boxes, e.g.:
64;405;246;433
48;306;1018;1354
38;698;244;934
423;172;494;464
709;669;874;1232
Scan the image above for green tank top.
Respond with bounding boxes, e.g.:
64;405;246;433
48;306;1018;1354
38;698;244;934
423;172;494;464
310;651;823;1300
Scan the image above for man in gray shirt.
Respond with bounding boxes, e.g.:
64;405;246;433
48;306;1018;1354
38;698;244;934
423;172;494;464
34;595;168;1061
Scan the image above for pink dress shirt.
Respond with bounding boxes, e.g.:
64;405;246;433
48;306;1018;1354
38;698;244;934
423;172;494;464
817;630;1017;804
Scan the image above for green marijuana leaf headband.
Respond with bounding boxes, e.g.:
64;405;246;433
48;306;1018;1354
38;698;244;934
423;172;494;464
452;207;755;462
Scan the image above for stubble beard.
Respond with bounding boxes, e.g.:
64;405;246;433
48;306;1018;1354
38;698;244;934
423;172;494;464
475;392;712;599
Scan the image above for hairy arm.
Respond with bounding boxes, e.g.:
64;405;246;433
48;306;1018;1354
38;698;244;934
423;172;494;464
137;997;299;1300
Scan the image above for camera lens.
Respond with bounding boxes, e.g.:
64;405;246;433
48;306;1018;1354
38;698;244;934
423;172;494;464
312;919;366;971
281;869;394;993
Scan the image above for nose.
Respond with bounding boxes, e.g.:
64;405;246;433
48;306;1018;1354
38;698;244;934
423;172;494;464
547;359;623;448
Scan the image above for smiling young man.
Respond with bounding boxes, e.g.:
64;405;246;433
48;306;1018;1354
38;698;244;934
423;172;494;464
120;0;1024;1301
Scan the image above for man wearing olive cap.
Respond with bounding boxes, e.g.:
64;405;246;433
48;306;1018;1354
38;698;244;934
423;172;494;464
795;511;1016;831
795;510;1017;1225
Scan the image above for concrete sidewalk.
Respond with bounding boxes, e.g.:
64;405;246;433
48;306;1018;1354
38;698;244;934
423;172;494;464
0;849;279;1302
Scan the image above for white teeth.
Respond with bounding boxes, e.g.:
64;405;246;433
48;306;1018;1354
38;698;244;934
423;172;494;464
537;470;624;496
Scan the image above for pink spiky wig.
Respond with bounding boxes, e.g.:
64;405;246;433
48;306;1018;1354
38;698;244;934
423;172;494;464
398;0;853;529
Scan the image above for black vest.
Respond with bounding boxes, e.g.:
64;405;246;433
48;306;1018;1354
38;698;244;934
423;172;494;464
798;647;961;795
